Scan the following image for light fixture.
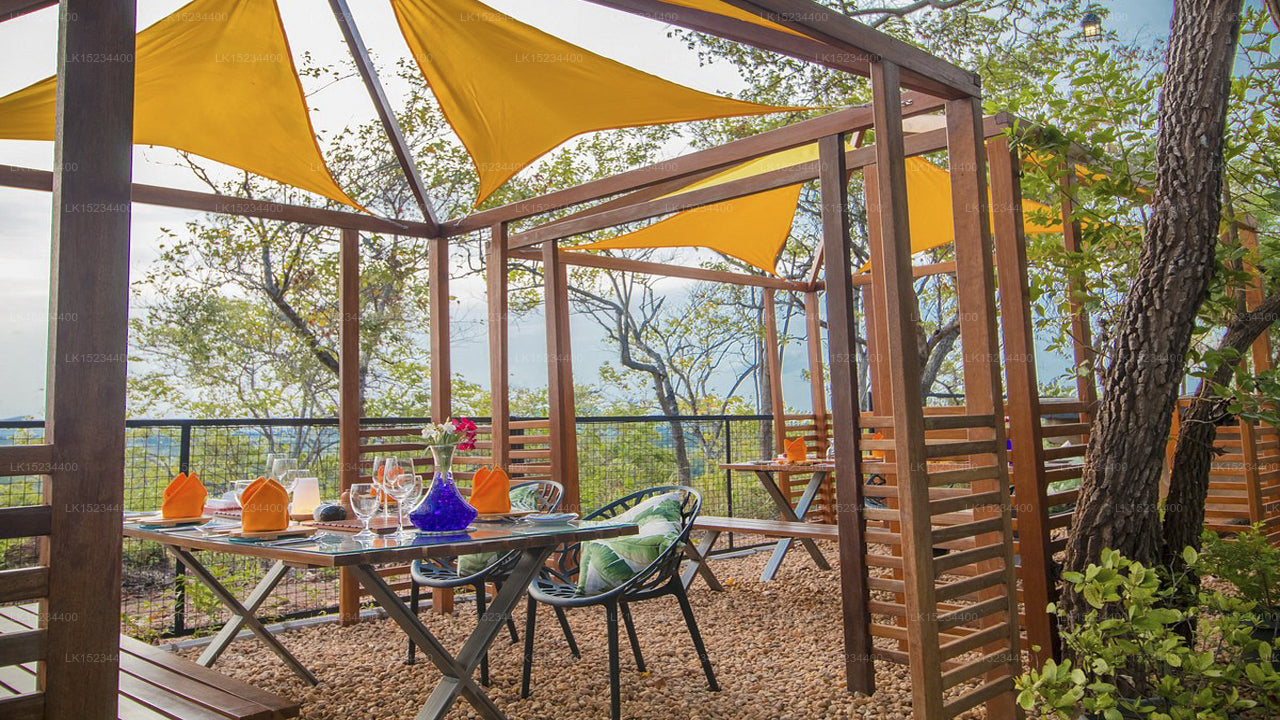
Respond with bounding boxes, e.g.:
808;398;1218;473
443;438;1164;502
1081;10;1103;39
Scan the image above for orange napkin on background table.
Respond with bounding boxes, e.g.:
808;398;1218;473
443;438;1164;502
470;466;511;514
240;477;290;533
784;438;808;464
162;472;207;519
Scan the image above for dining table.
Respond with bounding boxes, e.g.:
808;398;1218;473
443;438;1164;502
124;516;637;720
718;459;835;581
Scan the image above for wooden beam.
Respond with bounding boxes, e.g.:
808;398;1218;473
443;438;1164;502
850;260;955;286
0;0;53;21
869;60;942;718
0;164;437;238
508;121;980;248
763;289;787;455
327;0;439;231
817;133;874;694
945;97;1020;717
1060;173;1098;414
510;249;810;291
0;505;52;539
988;136;1056;665
543;245;580;512
489;224;511;471
337;228;361;625
429;237;451;422
0;444;53;477
442;97;945;236
723;0;980;98
41;2;135;718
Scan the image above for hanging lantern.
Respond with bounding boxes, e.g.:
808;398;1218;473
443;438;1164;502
1081;10;1103;39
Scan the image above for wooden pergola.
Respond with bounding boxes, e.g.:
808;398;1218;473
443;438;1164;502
0;1;1086;719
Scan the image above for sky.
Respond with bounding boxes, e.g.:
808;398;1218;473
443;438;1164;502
0;0;1183;419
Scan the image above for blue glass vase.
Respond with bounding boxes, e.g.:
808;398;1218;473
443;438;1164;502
408;444;477;533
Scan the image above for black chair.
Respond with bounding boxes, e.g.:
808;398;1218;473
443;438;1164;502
406;479;565;685
521;486;717;720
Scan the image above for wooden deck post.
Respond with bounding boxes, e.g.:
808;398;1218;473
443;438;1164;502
544;243;580;512
945;97;1022;718
338;228;362;624
764;288;787;455
1239;218;1270;524
430;236;452;422
818;133;874;695
40;1;136;718
869;61;942;718
805;291;829;452
988;137;1057;665
1059;174;1099;416
489;223;511;472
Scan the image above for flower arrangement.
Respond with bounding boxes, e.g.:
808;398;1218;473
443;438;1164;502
421;417;478;450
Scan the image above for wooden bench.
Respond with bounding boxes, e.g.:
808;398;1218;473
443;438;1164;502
681;516;838;590
0;604;298;720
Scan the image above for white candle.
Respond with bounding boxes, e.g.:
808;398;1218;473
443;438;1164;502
291;476;322;516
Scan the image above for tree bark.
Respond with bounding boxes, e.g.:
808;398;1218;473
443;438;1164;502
1161;291;1280;564
1061;0;1242;622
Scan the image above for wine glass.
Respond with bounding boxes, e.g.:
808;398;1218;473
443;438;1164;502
349;483;380;540
387;474;423;540
271;457;299;486
264;453;284;480
380;458;406;520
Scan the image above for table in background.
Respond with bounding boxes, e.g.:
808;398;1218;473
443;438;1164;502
718;460;835;581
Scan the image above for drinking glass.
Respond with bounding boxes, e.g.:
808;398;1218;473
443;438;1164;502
264;453;284;480
380;458;406;520
271;457;299;486
349;483;380;540
387;474;423;539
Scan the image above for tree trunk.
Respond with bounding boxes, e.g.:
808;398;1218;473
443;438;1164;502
1161;291;1280;565
1061;0;1242;622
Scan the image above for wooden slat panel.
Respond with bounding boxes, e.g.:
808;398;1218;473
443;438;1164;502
942;675;1014;718
0;445;52;478
936;595;1010;631
0;630;45;667
929;490;1003;517
1040;423;1091;438
938;621;1011;660
924;439;1000;459
933;543;1007;577
0;568;48;604
0;693;43;720
928;465;1001;487
940;649;1012;689
936;568;1007;602
0;506;52;539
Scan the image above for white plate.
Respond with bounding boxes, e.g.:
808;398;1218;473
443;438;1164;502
524;512;578;524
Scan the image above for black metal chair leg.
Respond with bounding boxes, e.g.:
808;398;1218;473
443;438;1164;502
474;583;490;686
619;601;645;672
521;595;536;699
553;606;580;658
406;581;419;665
674;583;719;691
605;602;622;720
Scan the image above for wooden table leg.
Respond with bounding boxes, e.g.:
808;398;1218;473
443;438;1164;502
166;546;318;686
756;470;831;581
353;545;556;720
680;530;724;591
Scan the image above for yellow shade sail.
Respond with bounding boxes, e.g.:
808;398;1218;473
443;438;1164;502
566;183;804;275
0;0;359;209
392;0;796;205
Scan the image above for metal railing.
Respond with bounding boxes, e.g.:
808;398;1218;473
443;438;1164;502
0;414;781;638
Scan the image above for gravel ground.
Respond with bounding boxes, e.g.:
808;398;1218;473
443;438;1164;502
173;543;991;719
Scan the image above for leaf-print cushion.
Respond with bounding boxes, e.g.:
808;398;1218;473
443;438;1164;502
576;491;684;594
456;484;546;576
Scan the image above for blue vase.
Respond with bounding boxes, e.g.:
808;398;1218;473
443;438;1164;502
408;444;478;533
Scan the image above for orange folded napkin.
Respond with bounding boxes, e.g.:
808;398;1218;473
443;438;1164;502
240;477;290;533
162;472;207;519
784;438;807;464
470;466;511;514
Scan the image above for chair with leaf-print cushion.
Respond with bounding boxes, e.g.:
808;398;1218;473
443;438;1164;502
521;486;716;720
405;480;566;685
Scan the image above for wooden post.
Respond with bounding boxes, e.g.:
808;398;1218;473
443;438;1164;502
1060;174;1098;416
489;223;511;471
1239;218;1269;523
41;1;136;718
945;97;1022;717
430;237;451;421
544;243;580;512
337;228;362;624
988;137;1057;665
818;133;874;695
869;61;941;718
764;288;787;454
804;291;829;452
